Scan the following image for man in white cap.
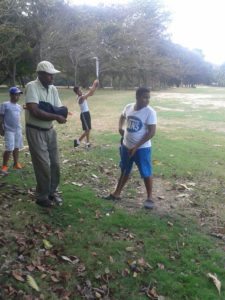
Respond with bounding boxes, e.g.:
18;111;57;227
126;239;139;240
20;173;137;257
25;61;67;207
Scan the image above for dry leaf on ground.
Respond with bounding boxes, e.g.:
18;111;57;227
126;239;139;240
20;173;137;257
12;270;25;282
27;275;40;292
207;273;221;294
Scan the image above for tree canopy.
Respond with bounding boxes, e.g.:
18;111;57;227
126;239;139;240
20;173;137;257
0;0;218;88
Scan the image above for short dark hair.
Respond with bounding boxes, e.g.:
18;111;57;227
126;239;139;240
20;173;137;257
73;86;80;94
136;87;150;98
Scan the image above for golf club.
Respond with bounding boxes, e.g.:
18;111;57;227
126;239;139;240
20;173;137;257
92;56;99;79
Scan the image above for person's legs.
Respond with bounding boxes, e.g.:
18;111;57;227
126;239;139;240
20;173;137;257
49;129;64;205
48;129;61;199
78;130;89;142
2;151;11;167
26;127;52;203
81;112;91;145
2;131;14;171
74;112;91;147
135;147;154;208
12;148;19;165
85;129;90;144
13;129;23;168
105;145;133;199
111;171;130;198
85;112;91;144
143;176;153;200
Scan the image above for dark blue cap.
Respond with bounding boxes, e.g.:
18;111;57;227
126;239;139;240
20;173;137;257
9;87;23;94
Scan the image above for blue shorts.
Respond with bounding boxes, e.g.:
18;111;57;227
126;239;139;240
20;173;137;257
119;145;152;178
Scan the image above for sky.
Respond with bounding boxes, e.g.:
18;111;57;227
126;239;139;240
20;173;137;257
69;0;225;65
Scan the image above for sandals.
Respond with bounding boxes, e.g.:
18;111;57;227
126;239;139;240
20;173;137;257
143;199;154;209
103;194;121;201
103;194;154;209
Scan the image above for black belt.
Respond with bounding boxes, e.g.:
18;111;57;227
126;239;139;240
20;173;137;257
26;124;53;131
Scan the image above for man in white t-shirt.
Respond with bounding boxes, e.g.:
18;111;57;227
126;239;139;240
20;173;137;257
104;87;157;209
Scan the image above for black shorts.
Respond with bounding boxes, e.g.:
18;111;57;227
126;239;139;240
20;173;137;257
80;111;91;130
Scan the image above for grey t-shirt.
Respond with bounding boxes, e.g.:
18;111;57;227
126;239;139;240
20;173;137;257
0;101;22;132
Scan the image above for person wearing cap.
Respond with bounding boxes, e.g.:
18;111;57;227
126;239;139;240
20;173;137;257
0;87;24;174
25;61;67;208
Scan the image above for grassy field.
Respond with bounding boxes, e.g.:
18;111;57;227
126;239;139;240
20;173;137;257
1;86;225;299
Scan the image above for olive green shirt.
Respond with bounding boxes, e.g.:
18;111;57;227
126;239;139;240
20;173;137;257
25;78;62;128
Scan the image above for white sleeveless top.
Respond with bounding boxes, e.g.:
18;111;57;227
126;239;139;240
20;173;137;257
78;96;89;113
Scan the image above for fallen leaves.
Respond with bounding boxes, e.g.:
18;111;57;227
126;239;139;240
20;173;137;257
207;273;221;295
76;281;110;300
125;246;135;252
1;171;224;300
43;239;53;250
140;285;161;300
12;270;25;282
60;255;80;265
71;181;83;187
27;275;40;292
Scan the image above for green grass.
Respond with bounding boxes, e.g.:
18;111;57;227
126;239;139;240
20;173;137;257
153;129;225;178
2;188;225;299
1;86;225;299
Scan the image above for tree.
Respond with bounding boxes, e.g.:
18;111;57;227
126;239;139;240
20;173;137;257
0;0;32;85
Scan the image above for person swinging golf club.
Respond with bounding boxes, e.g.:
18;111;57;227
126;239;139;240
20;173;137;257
104;87;157;209
73;79;99;148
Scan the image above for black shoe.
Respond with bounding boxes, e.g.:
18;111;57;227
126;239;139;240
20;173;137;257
36;198;53;208
49;194;63;206
74;139;79;147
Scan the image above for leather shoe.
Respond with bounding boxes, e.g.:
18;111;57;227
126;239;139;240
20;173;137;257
49;194;63;205
36;198;53;208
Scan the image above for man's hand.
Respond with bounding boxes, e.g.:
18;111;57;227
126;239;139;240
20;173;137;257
55;115;67;124
93;79;99;87
128;146;137;158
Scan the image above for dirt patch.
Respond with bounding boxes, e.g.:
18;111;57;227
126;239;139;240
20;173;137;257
65;147;225;237
109;176;196;217
153;92;225;109
94;172;225;237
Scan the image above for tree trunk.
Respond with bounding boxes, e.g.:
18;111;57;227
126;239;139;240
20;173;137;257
19;76;25;88
12;62;16;86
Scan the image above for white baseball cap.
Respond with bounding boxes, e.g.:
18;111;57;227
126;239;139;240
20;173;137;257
36;61;60;74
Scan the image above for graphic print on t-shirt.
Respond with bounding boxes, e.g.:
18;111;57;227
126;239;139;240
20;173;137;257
127;116;143;132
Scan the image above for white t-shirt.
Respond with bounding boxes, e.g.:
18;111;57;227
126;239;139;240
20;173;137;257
78;96;89;113
122;103;157;149
0;101;22;132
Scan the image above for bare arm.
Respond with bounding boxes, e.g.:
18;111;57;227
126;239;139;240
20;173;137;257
26;103;67;124
118;114;126;136
80;79;99;102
